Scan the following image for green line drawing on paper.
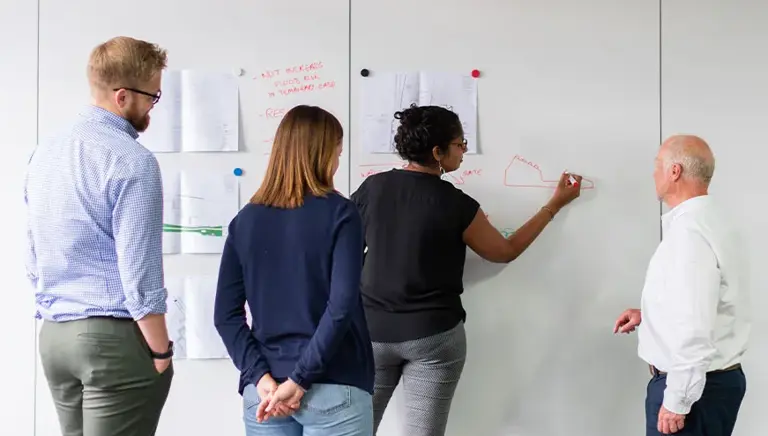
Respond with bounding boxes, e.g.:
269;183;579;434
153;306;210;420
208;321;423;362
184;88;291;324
163;223;223;237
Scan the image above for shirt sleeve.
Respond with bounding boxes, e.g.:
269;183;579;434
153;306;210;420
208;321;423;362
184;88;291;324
290;201;365;390
661;226;721;415
111;154;167;320
213;219;271;388
455;189;480;231
23;172;38;291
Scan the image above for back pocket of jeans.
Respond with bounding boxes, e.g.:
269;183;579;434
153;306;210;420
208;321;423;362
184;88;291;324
303;384;351;415
242;384;261;411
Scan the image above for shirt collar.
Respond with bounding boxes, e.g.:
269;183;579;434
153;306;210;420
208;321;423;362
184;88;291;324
661;194;711;230
80;105;139;139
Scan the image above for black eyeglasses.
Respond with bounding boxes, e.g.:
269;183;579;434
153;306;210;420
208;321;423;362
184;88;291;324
113;87;162;104
451;138;468;152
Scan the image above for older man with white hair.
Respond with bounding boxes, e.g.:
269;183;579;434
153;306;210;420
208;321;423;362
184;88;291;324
614;135;749;436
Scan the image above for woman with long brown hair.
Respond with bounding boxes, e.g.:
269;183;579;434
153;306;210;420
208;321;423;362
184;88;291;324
214;105;374;435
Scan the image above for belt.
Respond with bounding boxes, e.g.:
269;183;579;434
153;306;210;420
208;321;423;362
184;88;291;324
649;363;741;377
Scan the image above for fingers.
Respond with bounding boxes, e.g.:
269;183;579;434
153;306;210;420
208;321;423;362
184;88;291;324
256;399;270;423
669;420;680;434
613;318;623;333
262;399;300;419
619;325;636;334
613;313;629;333
657;414;684;434
559;171;584;192
264;395;276;413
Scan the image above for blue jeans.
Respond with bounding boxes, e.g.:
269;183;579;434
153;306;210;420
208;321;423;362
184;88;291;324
242;383;373;436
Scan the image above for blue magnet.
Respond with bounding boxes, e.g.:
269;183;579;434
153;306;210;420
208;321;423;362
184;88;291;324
233;167;243;176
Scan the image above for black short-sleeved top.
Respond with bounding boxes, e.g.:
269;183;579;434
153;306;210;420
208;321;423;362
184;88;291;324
350;169;480;343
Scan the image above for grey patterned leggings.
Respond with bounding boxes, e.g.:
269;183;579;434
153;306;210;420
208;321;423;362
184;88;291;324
371;322;467;436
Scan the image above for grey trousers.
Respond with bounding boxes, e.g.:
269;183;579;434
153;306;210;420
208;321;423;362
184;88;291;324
371;322;467;436
39;317;173;436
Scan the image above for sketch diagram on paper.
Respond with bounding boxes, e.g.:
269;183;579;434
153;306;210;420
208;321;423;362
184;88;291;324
138;70;239;153
503;155;594;190
162;170;239;254
360;71;477;154
165;277;187;359
165;276;228;360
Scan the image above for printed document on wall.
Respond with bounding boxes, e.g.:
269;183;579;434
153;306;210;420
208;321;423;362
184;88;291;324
161;171;181;254
164;276;229;360
360;71;477;154
139;70;240;152
161;170;240;254
165;277;187;358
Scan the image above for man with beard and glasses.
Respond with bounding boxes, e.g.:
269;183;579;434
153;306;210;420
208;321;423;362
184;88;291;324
25;36;174;436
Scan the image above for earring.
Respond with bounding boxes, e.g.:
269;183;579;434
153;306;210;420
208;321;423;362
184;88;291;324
438;161;445;175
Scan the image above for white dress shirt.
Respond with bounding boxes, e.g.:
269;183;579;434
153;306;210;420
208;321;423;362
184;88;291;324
637;194;750;415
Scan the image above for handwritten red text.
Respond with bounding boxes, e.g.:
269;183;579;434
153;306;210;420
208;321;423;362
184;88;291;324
254;61;334;99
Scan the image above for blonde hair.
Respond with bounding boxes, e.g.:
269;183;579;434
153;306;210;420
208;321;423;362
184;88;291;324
251;105;342;209
87;36;167;90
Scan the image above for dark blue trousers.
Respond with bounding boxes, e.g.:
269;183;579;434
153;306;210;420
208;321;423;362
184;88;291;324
645;367;746;436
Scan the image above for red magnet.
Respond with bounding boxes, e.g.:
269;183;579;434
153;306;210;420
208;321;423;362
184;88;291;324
471;69;480;78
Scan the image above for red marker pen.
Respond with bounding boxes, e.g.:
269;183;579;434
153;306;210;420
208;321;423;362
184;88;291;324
565;170;578;187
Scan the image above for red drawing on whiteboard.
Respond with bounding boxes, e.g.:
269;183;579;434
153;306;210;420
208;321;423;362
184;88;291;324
358;164;482;185
446;168;483;185
358;163;406;179
503;155;594;189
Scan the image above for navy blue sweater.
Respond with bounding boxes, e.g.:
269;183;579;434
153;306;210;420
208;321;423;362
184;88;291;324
213;193;374;395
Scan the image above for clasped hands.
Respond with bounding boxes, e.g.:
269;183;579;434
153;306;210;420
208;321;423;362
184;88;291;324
254;374;304;423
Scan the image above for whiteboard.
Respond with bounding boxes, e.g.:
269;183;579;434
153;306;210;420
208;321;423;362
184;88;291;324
34;1;349;435
661;1;768;435
350;1;660;435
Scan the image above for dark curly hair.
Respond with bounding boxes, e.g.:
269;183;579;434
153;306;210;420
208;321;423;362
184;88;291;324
393;104;464;166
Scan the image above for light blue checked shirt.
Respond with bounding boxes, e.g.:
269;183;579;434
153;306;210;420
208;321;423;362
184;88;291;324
25;105;167;321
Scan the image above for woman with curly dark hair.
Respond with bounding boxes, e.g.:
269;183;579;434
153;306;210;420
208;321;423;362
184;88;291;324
350;104;583;435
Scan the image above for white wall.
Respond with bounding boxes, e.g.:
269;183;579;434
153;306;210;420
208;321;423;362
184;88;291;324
0;0;39;435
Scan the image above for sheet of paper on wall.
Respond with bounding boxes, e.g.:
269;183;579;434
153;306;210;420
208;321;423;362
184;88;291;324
164;276;229;360
165;277;187;359
138;70;240;153
360;71;478;154
184;276;229;359
161;170;240;254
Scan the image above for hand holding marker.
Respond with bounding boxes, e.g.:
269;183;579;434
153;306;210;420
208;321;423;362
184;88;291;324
565;169;579;187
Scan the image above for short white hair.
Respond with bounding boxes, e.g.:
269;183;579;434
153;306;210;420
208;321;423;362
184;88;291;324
663;140;715;184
